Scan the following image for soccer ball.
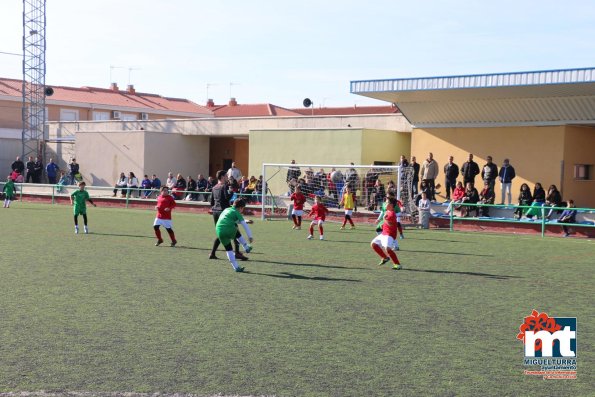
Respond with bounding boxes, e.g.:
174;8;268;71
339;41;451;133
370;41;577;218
330;170;343;183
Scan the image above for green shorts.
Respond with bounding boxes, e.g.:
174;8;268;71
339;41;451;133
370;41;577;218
74;206;87;216
216;228;237;248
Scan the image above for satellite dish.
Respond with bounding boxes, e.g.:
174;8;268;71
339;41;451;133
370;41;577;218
303;98;312;108
44;87;54;96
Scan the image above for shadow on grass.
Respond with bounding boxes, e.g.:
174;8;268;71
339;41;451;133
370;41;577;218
250;258;369;270
245;270;361;282
404;249;493;257
402;268;521;280
91;232;154;239
402;236;475;243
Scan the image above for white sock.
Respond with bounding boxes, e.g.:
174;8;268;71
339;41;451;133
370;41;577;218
226;250;240;270
237;235;249;249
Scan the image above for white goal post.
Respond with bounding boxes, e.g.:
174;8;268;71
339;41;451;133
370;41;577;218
260;163;416;222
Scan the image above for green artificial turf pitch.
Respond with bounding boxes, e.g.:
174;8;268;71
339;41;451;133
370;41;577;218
0;202;593;396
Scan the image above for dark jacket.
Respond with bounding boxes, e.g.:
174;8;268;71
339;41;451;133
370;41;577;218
463;188;480;203
533;187;545;203
211;182;233;212
546;190;562;206
481;163;498;182
461;161;480;181
518;189;533;205
11;160;25;174
498;165;516;183
410;162;420;182
444;162;459;181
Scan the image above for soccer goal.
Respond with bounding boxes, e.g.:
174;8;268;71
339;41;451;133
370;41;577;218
261;163;416;222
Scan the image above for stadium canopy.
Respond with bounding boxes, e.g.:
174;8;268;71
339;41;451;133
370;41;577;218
350;67;595;128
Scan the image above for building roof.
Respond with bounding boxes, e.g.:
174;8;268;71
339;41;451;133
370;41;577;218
0;77;212;116
350;67;595;127
208;100;302;117
291;105;400;116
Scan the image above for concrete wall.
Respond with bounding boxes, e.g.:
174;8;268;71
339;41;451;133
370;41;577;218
411;126;567;202
75;131;209;186
562;126;595;207
143;132;209;182
0;138;22;177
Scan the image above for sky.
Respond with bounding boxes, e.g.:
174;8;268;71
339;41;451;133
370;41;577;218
1;0;594;109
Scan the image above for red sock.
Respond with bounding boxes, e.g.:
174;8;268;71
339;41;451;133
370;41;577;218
154;228;162;240
342;218;347;227
319;225;324;236
298;216;302;226
397;222;403;235
372;243;386;258
309;224;314;235
292;215;298;226
166;228;176;241
349;217;355;226
387;249;400;264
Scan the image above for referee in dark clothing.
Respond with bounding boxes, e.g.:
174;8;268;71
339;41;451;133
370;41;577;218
209;169;248;260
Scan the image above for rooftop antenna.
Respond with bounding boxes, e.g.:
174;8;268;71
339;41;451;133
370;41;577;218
109;65;124;84
127;67;141;85
229;82;240;99
206;83;218;102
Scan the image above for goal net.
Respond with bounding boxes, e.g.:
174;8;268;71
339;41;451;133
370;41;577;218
260;163;416;223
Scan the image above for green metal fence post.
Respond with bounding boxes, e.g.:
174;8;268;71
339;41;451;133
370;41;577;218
51;184;55;204
541;205;546;237
449;203;454;232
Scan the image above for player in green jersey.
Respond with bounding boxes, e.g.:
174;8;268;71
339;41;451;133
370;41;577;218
3;176;16;208
216;198;253;272
70;181;96;234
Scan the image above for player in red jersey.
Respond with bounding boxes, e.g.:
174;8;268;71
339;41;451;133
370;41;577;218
154;186;177;247
307;195;329;240
371;197;402;270
290;184;307;230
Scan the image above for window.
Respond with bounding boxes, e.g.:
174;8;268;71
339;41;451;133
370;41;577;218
60;109;79;121
93;111;110;121
574;164;592;180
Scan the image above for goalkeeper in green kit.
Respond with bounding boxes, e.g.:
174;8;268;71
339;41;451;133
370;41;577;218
70;181;96;234
216;198;253;272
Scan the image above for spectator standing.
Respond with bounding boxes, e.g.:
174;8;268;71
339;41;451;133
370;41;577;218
25;156;35;183
420;153;439;201
417;192;431;229
461;154;480;187
227;161;242;181
69;158;80;185
498;159;516;205
345;163;360;192
443;156;459;201
409;156;420;196
11;156;25;175
45;158;60;184
113;172;128;197
33;157;43;183
286;160;301;194
481;156;498;192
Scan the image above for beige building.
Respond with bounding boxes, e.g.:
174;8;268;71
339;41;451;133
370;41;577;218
48;113;411;187
351;67;595;207
0;77;212;175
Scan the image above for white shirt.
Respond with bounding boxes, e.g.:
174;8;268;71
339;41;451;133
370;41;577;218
227;167;242;180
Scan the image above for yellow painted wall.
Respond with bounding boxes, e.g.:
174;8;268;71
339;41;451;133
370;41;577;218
562;126;595;207
361;129;410;165
411;126;566;201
